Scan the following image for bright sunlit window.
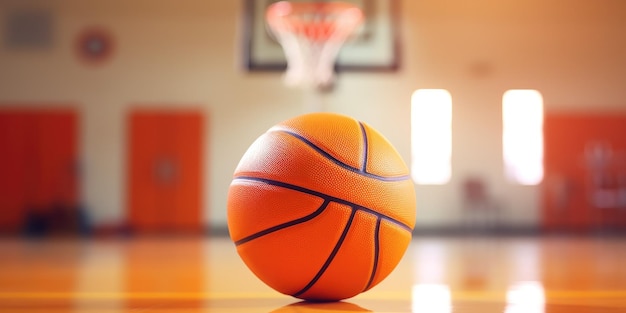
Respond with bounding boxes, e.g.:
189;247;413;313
411;89;452;185
502;90;544;185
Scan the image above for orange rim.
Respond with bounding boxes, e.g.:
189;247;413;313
266;1;363;42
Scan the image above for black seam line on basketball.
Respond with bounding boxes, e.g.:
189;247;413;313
364;217;381;291
232;176;413;233
293;207;358;298
234;200;330;246
269;129;409;182
359;122;368;173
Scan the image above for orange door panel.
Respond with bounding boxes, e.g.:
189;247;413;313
128;112;162;231
127;110;204;233
171;113;203;230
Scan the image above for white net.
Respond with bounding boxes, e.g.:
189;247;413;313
266;1;363;91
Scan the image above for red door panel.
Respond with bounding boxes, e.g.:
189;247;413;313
543;113;626;231
0;108;78;233
0;112;28;231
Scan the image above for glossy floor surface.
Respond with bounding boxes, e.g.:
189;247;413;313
0;235;625;312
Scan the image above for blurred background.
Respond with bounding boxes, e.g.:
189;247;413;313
1;0;626;238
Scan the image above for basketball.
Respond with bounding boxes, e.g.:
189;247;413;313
227;112;416;301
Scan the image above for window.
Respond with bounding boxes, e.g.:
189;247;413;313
502;90;544;185
411;89;452;185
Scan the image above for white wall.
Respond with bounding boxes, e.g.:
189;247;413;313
1;0;626;231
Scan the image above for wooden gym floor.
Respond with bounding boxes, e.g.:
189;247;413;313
0;235;625;312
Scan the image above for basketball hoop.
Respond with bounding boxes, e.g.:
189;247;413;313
266;1;363;91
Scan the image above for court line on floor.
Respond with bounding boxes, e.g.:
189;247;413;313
1;290;626;301
0;292;282;300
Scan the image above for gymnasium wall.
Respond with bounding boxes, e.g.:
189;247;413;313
1;0;626;232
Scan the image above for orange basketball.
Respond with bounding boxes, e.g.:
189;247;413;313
227;112;416;301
